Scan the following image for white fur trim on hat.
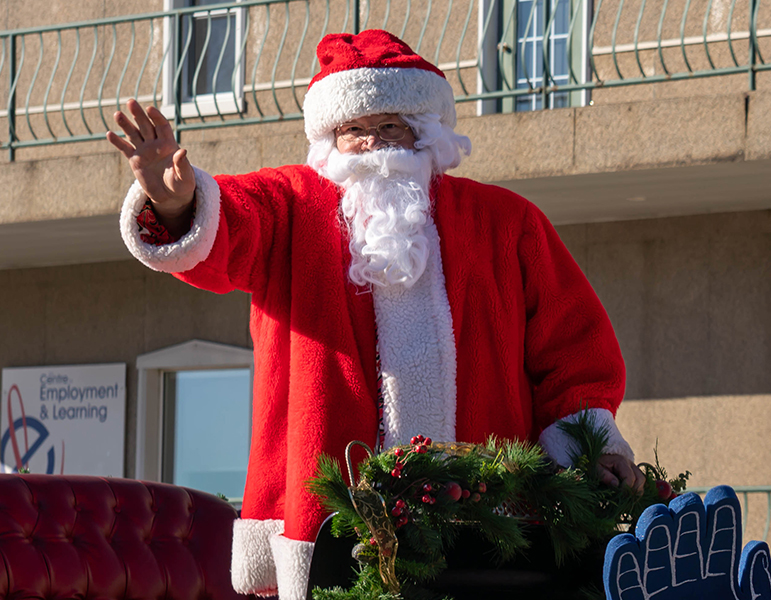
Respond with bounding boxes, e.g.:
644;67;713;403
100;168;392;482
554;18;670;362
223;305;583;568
119;165;220;273
538;408;635;467
303;67;456;144
231;518;284;596
270;533;315;600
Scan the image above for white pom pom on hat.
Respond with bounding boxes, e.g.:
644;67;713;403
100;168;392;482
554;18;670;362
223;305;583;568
303;29;457;144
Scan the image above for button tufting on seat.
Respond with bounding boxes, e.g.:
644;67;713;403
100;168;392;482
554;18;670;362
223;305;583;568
1;474;241;600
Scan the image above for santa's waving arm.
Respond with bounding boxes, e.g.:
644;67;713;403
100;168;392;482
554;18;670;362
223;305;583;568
519;202;645;492
108;100;284;294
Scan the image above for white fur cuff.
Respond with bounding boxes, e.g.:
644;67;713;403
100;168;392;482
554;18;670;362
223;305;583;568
231;518;284;596
270;534;315;600
119;165;221;273
539;408;635;467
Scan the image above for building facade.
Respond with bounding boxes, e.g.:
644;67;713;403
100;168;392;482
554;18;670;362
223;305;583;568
0;0;770;522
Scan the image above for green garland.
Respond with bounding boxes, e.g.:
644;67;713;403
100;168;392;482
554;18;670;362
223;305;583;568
307;412;689;600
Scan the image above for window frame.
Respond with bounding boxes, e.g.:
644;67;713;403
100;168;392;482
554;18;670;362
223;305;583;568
135;339;253;484
162;0;246;119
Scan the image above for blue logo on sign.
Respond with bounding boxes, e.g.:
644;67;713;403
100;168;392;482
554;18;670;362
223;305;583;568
0;417;55;473
1;384;59;474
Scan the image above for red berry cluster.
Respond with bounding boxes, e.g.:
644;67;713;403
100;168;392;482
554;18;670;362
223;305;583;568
410;435;431;453
391;499;410;527
439;480;487;503
421;482;436;505
389;436;432;478
655;479;678;501
391;447;405;478
390;460;405;478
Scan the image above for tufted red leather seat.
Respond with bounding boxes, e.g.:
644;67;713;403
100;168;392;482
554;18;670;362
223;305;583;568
0;474;253;600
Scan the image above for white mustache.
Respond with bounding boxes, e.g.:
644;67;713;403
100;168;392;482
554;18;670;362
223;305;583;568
325;147;424;184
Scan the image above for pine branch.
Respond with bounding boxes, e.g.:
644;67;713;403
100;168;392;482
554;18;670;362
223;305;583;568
556;409;610;474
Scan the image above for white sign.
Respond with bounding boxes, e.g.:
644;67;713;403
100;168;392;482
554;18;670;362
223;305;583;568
1;364;126;476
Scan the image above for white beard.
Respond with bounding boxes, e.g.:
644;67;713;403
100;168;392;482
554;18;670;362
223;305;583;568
321;147;434;288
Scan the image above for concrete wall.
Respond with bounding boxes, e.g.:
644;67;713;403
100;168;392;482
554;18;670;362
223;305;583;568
0;260;251;478
559;209;771;494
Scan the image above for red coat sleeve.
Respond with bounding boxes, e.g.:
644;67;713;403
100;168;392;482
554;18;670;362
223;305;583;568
518;201;626;432
174;169;291;296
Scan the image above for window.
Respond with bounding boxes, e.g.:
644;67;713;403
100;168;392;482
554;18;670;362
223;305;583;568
135;340;253;502
478;0;589;114
161;369;250;499
512;0;570;111
163;0;245;118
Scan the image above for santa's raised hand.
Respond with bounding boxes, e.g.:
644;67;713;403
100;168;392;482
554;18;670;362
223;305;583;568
107;99;195;236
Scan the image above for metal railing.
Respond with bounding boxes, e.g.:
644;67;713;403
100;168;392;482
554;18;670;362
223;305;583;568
684;486;771;542
0;0;768;160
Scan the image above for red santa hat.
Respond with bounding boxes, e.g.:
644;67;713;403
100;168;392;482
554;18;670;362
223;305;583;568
303;30;457;144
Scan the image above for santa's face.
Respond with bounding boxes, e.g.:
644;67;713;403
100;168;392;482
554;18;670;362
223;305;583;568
334;113;416;154
322;138;433;289
308;114;471;287
308;111;471;289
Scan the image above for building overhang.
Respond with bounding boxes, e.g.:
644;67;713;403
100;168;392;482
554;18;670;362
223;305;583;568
2;157;770;270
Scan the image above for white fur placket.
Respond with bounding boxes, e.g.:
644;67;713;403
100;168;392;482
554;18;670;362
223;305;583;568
373;218;457;449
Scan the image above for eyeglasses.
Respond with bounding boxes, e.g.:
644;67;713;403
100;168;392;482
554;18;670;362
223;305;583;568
335;120;412;143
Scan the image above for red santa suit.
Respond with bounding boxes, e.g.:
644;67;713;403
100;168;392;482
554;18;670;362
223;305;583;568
119;30;633;600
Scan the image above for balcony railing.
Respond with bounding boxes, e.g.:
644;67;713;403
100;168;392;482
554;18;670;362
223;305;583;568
682;486;771;543
0;0;768;160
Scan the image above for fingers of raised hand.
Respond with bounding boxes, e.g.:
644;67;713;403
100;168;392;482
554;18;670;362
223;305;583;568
127;98;158;143
147;105;175;141
106;130;136;159
112;108;143;150
111;100;174;152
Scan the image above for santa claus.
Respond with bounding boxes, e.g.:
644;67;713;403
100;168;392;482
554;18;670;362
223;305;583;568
108;29;643;600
